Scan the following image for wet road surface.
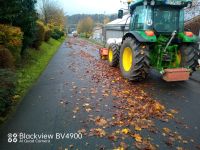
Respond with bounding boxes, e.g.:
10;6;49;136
0;38;200;150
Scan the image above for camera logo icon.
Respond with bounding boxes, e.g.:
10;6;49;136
8;133;18;143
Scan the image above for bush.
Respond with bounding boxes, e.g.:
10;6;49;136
0;24;23;61
44;29;52;42
32;21;45;49
79;32;91;38
0;45;14;68
51;32;60;40
0;69;15;115
51;28;64;40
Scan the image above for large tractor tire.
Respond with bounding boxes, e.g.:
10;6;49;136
119;37;150;81
179;45;199;72
108;44;120;67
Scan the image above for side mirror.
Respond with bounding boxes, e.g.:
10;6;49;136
118;10;123;19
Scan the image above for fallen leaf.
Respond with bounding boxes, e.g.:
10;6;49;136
133;134;142;142
135;139;156;150
135;126;142;131
73;107;80;113
163;127;171;134
154;103;165;112
95;116;107;126
89;128;106;137
78;129;87;135
121;128;130;134
108;134;117;141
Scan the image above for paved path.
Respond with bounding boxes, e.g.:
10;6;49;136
0;38;200;150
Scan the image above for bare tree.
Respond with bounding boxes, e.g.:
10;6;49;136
185;0;200;21
77;17;94;34
38;0;65;29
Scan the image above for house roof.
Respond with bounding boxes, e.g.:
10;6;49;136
106;14;130;26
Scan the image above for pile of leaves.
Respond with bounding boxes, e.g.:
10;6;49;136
64;38;195;150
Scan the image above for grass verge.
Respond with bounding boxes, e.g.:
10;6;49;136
16;37;65;97
0;37;65;124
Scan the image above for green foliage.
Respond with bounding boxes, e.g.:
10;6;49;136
0;0;38;55
77;17;94;35
0;69;15;115
44;29;52;42
32;21;45;49
0;46;14;68
0;24;23;61
51;28;64;40
79;32;92;38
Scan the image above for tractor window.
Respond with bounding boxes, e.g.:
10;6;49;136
179;10;184;32
153;8;179;33
132;6;153;30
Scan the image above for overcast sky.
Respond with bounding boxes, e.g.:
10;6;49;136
58;0;123;15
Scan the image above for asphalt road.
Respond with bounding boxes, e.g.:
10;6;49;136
0;38;200;150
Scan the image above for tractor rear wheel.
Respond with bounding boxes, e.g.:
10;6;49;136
119;38;150;81
108;44;119;67
179;45;199;72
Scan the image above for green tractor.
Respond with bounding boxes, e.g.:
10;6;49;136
107;0;199;81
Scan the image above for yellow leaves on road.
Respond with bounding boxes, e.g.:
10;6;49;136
65;38;184;150
133;134;143;142
95;116;107;127
89;128;106;137
153;103;165;112
135;139;157;150
113;142;128;150
78;128;87;135
163;127;171;134
121;128;130;134
82;103;92;112
135;126;142;131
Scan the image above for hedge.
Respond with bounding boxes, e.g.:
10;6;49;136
0;24;23;61
0;69;15;115
32;21;45;49
44;29;52;42
0;45;14;68
51;28;64;40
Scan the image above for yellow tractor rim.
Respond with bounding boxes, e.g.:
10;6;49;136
122;47;133;72
108;49;113;63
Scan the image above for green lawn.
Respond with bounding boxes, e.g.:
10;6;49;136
15;37;65;100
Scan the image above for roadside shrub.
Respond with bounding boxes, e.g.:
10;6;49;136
44;29;52;42
0;69;15;115
79;32;91;38
79;32;86;38
51;32;60;40
0;45;14;68
51;28;64;40
32;21;45;49
86;33;91;38
0;24;23;61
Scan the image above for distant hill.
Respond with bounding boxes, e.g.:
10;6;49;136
67;14;117;26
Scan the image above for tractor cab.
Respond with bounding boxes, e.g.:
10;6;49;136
119;0;192;34
104;0;199;82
